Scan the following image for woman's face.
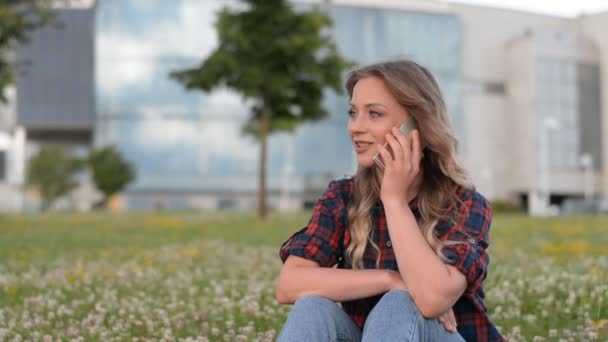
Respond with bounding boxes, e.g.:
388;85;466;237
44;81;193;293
348;76;409;168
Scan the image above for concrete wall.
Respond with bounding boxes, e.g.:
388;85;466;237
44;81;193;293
448;4;571;200
305;1;607;205
579;13;608;199
0;85;16;132
0;126;25;211
505;36;535;194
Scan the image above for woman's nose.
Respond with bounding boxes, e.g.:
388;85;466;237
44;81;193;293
348;115;367;134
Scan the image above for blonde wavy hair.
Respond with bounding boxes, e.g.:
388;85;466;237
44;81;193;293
345;60;474;269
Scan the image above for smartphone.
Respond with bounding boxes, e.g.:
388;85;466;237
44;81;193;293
372;117;419;170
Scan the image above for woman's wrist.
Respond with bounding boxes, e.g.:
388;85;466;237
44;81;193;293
383;199;412;216
384;270;395;291
381;196;407;209
385;269;407;291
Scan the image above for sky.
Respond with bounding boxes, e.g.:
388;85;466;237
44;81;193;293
446;0;608;17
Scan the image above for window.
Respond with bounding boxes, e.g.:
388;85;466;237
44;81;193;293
578;63;602;171
536;58;580;172
483;82;506;95
0;151;6;181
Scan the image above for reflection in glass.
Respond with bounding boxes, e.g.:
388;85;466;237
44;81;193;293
96;0;463;199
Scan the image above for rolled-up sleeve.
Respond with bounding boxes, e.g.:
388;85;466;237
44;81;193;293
279;180;348;267
438;191;492;294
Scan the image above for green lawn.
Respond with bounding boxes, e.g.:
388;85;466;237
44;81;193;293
0;212;606;341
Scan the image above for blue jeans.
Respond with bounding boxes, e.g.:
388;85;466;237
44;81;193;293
277;290;466;342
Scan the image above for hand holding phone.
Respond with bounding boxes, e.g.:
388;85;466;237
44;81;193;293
372;117;419;170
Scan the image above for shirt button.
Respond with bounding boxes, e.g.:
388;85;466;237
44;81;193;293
469;238;476;244
386;240;392;247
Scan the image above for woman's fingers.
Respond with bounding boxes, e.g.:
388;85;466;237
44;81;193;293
438;309;457;333
438;314;450;332
379;124;421;173
385;130;403;163
393;126;411;153
376;143;393;168
411;130;422;173
449;309;457;332
393;126;418;166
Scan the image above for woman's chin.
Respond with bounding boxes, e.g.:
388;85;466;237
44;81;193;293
357;156;376;169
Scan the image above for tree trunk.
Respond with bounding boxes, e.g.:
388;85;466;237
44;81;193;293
41;199;50;212
258;106;269;220
102;196;109;210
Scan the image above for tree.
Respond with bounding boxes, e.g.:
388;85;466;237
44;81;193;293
170;0;351;219
26;145;85;211
89;146;135;208
0;0;56;102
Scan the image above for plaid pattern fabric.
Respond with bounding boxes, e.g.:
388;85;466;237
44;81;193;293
279;178;505;342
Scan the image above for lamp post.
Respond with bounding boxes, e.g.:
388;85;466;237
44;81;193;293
536;116;560;216
580;153;594;200
278;136;295;211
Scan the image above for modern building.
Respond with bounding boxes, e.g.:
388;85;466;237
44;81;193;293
0;0;97;211
0;0;606;214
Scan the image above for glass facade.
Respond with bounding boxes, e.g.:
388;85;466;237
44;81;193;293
0;150;5;181
535;57;602;172
95;0;463;207
577;63;602;171
536;57;579;171
16;8;95;130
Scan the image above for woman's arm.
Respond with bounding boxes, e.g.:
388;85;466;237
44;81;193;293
277;255;459;333
276;255;404;304
376;129;468;318
383;202;467;318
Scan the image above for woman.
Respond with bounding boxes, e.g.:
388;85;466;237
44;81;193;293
275;60;505;341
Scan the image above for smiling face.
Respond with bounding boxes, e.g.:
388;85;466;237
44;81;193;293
348;76;409;168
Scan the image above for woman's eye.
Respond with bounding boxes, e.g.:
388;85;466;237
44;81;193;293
370;111;382;117
347;110;356;117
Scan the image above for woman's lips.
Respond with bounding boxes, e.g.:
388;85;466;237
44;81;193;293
354;141;373;153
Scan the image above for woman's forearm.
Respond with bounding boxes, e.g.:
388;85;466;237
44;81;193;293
384;200;466;317
276;262;400;304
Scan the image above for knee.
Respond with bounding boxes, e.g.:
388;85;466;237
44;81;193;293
382;290;414;303
277;295;361;342
383;289;411;299
376;290;420;314
291;295;339;317
293;295;334;308
362;290;424;339
278;295;344;341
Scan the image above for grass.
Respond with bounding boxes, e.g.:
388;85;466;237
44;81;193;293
0;211;606;341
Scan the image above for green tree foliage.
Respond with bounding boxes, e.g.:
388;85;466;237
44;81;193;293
89;146;135;207
170;0;352;219
26;146;85;211
0;0;56;102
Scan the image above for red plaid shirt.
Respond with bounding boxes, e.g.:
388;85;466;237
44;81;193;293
279;178;505;342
